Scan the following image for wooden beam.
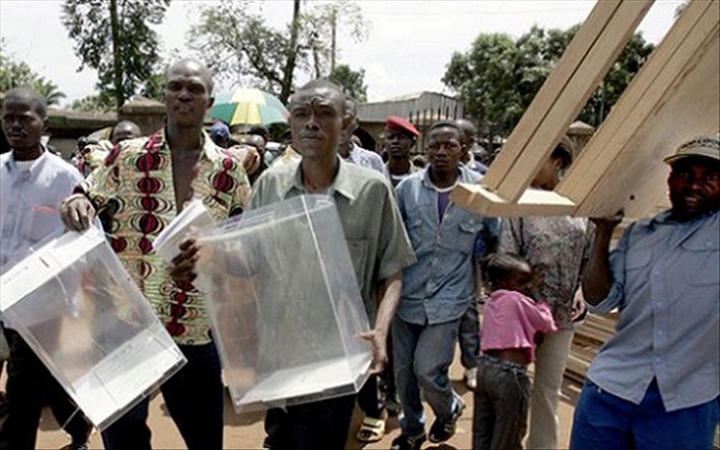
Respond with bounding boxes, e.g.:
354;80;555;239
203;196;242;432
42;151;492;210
576;27;720;217
482;0;624;189
557;0;716;201
451;184;577;217
494;0;654;203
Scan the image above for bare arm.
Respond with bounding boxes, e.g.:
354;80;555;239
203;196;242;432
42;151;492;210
361;271;402;374
582;216;622;305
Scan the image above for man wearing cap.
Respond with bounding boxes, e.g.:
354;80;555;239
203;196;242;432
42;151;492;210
571;135;720;449
385;116;420;187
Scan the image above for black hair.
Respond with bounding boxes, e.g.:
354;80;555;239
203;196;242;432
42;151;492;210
3;87;48;119
482;253;532;289
248;125;269;140
551;136;574;170
428;120;463;139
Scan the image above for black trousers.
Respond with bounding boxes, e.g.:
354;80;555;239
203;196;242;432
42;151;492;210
0;329;91;450
265;393;356;450
100;342;224;450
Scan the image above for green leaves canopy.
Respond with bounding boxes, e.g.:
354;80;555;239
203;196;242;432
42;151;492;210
62;0;170;109
443;25;654;144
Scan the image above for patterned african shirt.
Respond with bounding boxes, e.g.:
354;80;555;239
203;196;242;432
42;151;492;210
499;216;594;330
78;129;251;345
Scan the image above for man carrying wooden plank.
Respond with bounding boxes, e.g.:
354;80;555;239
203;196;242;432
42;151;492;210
572;136;720;449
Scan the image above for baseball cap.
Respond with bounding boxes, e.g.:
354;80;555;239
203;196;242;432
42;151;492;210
664;135;720;165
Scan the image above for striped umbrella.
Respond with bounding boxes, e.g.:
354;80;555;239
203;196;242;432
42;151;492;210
210;88;289;126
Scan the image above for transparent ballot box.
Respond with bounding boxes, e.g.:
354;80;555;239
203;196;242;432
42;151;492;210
194;195;373;412
0;228;186;430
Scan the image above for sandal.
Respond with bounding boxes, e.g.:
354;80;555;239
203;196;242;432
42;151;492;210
356;416;386;443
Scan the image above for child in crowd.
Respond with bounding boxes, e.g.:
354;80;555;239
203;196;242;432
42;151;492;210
472;253;557;449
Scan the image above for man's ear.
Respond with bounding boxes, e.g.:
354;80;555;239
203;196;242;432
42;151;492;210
42;117;49;134
207;96;215;110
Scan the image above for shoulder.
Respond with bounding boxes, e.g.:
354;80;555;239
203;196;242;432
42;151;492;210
45;152;82;180
460;165;483;183
396;169;424;191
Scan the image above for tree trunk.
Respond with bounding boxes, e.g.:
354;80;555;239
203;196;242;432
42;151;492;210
280;0;301;104
331;11;337;73
109;0;124;110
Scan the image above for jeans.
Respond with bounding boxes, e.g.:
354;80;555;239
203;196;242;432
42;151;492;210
393;316;460;436
101;342;224;450
0;329;92;450
458;299;480;369
265;393;356;449
472;355;530;450
527;328;574;450
571;379;720;450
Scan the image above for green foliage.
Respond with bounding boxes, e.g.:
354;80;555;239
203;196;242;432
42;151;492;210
443;25;654;144
70;94;116;112
329;64;367;102
187;0;369;104
62;0;170;109
1;39;67;106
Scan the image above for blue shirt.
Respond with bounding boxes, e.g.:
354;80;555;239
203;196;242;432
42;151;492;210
0;150;83;268
396;166;499;325
343;143;387;176
588;210;719;412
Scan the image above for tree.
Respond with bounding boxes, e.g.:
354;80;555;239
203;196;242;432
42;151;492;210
62;0;171;110
329;65;367;102
0;39;66;106
443;33;523;145
443;25;654;145
70;94;116;113
187;0;369;104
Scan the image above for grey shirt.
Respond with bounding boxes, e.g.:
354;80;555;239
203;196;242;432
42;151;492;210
249;158;416;324
588;210;719;412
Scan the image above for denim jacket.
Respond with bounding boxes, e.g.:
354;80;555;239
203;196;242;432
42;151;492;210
395;166;499;325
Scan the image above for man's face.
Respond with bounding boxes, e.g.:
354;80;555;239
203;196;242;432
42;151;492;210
164;64;213;129
1;99;47;151
289;87;347;161
111;124;140;144
385;130;414;159
426;127;463;173
668;159;720;219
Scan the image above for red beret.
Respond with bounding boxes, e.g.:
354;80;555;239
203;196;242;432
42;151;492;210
385;116;420;137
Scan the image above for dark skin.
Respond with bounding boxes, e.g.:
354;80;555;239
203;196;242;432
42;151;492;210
61;59;215;266
385;130;415;176
486;263;537;365
175;84;403;373
111;121;142;145
582;157;720;305
426;126;464;188
1;90;48;162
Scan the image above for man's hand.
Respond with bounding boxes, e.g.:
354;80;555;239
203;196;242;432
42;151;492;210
60;194;96;232
590;210;624;231
571;288;587;322
359;329;388;375
168;237;201;283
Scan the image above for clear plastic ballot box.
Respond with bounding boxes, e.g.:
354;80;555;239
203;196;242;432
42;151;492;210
194;195;373;412
0;227;186;430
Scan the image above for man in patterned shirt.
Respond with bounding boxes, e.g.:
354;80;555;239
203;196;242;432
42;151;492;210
60;59;251;450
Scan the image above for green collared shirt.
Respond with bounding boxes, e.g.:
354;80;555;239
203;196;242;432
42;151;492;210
249;158;416;323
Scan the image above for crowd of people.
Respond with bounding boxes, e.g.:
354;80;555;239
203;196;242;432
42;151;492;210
0;56;718;450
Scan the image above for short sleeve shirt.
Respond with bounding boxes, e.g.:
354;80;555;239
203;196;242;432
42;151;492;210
249;158;416;324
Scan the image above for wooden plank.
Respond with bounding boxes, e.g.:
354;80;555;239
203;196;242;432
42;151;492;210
482;0;624;189
576;25;720;217
557;0;716;203
494;0;654;203
451;183;577;217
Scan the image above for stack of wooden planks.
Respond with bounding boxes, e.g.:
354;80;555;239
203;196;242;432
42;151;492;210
565;312;618;384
